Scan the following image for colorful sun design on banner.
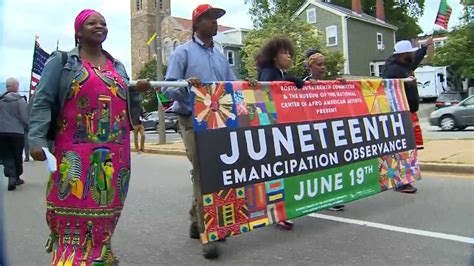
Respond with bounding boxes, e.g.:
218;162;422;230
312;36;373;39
361;80;390;114
192;83;236;129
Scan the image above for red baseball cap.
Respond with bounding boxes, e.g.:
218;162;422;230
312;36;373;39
192;4;225;23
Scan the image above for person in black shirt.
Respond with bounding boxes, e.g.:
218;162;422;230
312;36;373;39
382;37;433;193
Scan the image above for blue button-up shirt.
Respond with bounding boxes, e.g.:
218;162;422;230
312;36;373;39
163;36;236;115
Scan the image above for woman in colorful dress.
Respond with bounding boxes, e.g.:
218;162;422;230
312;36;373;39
29;9;150;265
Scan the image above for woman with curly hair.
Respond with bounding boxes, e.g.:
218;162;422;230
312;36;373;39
255;37;303;231
256;36;304;89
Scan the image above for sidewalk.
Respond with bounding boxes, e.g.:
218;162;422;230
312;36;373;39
137;139;474;175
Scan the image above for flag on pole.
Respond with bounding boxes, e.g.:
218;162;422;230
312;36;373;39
435;0;452;29
29;39;50;96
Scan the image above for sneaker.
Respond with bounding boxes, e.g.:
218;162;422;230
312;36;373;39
189;221;200;239
16;178;25;186
202;242;219;259
276;220;294;230
395;183;418;194
328;205;345;211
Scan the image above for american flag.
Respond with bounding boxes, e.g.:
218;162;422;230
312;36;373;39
29;41;50;96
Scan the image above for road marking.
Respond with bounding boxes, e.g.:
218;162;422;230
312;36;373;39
309;213;474;245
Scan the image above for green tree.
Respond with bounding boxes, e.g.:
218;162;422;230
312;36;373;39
241;14;345;79
246;0;424;40
432;24;474;79
246;0;306;28
137;60;169;112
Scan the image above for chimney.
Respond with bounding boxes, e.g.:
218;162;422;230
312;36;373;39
352;0;362;14
376;0;385;21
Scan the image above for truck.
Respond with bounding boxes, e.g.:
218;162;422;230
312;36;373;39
414;66;450;100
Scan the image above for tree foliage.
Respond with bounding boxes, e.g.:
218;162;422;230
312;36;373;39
136;60;168;112
246;0;306;28
241;14;345;79
432;24;474;79
246;0;424;40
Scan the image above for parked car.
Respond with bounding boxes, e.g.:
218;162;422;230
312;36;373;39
429;95;474;131
435;91;463;109
142;111;179;132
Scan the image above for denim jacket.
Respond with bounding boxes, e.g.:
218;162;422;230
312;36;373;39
28;47;141;150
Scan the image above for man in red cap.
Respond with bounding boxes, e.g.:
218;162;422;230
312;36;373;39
162;4;236;259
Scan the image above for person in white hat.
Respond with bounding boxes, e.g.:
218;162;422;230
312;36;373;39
382;37;433;194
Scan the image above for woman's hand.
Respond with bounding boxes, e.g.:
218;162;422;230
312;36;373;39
336;78;347;83
30;148;46;161
135;79;151;92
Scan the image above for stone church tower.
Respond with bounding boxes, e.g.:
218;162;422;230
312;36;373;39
130;0;170;79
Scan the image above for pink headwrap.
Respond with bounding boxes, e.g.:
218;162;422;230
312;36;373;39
74;9;101;33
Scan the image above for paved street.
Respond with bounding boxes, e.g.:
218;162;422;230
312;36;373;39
3;154;473;265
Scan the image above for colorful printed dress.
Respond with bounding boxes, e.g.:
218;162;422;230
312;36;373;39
45;59;131;266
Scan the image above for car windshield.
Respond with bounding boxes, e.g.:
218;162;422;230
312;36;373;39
461;96;474;106
147;112;158;119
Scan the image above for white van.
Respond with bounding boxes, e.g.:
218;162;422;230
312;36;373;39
414;66;450;100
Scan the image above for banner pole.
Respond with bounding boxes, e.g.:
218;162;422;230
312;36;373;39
129;78;415;88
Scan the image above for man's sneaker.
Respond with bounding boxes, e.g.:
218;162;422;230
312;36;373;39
395;183;418;194
189;221;200;239
16;178;25;186
202;242;219;259
328;205;345;211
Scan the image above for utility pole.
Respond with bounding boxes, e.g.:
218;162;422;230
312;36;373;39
155;4;166;144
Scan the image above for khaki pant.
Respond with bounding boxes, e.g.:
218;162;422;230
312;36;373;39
133;124;145;151
178;115;205;233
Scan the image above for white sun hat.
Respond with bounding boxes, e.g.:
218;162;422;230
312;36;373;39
393;40;419;55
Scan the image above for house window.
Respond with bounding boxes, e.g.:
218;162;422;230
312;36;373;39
227;50;235;66
369;62;385;77
326;25;338;46
378;64;385;76
377;33;384;50
306;8;316;23
136;0;142;11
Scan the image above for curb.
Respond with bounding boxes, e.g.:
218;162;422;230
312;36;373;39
141;148;186;156
140;149;473;175
419;163;474;175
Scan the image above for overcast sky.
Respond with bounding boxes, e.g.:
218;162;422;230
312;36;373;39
0;0;465;94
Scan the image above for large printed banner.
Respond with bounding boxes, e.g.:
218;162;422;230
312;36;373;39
191;80;422;243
